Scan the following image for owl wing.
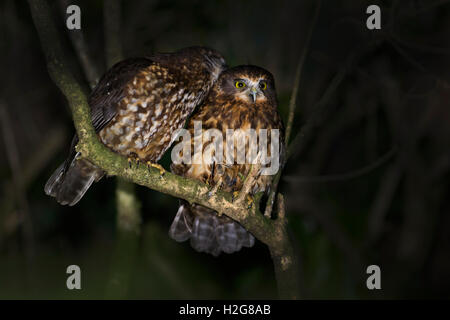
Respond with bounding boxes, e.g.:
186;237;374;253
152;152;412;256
65;57;158;164
88;57;154;133
44;58;157;206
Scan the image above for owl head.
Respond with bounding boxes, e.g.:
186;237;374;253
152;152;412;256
215;65;277;105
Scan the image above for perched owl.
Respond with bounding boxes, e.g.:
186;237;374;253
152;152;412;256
45;46;226;206
170;65;285;256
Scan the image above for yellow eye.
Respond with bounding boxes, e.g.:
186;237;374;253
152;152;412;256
235;80;246;89
259;81;267;90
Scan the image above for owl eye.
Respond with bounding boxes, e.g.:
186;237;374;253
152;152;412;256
235;80;246;89
259;81;267;90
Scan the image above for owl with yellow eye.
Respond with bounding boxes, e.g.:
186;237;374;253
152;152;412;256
170;65;285;256
234;76;267;102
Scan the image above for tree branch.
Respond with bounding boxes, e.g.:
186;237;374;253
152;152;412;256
268;194;300;299
284;146;397;183
284;0;322;146
264;0;322;218
287;39;383;161
29;0;299;299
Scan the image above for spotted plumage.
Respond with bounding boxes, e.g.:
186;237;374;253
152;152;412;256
45;46;226;206
170;65;285;256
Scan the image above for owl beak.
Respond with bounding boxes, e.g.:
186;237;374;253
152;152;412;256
250;87;258;103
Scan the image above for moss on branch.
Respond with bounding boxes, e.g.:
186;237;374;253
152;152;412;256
29;0;300;299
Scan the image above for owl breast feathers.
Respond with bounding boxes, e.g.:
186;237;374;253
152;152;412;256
45;46;226;206
170;65;285;256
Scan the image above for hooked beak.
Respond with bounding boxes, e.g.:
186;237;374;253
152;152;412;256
249;87;258;103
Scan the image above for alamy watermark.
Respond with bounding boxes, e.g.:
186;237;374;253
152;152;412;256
366;265;381;290
170;121;281;175
66;265;81;290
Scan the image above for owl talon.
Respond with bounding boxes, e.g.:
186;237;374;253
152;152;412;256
231;191;254;209
127;155;140;169
231;191;240;202
246;195;254;209
146;161;165;177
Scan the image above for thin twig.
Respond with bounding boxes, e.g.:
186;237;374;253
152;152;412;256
264;0;322;218
284;0;322;146
0;125;66;245
388;38;450;88
236;163;259;204
287;39;383;160
58;0;100;88
286;62;348;160
284;146;397;183
264;171;281;218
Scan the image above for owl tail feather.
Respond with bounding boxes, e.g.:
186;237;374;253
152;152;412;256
169;202;255;256
44;153;103;206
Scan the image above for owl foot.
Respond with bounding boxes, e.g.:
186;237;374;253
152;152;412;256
127;154;140;169
146;161;165;177
236;194;254;209
231;191;254;209
245;194;255;209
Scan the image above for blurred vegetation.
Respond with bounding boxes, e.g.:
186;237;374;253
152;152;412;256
0;0;449;299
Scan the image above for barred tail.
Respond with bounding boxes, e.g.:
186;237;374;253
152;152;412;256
169;202;255;256
44;153;103;206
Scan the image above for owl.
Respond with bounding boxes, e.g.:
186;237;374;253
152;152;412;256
45;46;226;206
169;65;285;256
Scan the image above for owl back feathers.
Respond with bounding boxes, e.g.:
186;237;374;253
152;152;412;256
45;47;226;206
169;201;255;256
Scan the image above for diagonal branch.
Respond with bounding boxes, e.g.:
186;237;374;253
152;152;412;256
264;0;322;218
28;0;300;299
287;39;383;161
284;146;397;183
284;0;322;146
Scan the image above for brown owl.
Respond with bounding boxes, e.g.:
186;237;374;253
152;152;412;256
45;46;226;206
169;65;285;256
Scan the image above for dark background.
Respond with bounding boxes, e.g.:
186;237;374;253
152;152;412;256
0;0;449;299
